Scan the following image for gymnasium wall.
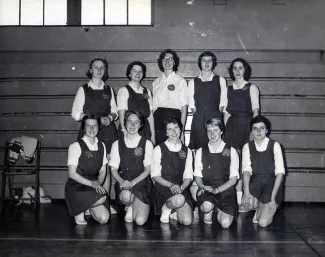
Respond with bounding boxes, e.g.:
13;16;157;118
0;0;325;201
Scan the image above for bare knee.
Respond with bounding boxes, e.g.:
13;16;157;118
119;190;132;205
200;202;213;213
97;212;109;224
258;219;271;228
179;215;192;226
135;216;147;226
220;217;233;228
168;195;185;209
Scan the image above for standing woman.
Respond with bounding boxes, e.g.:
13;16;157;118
65;114;110;225
117;61;155;144
153;49;188;145
151;117;193;225
188;51;227;150
223;58;260;209
109;110;153;225
194;118;239;227
71;57;118;211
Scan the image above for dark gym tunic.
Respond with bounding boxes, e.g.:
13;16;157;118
115;137;152;205
196;144;237;216
77;84;117;152
153;142;193;212
189;75;222;150
223;83;253;149
65;139;106;216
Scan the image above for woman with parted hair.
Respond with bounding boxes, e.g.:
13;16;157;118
71;57;118;213
65;114;110;225
109;110;153;225
151;117;193;225
223;58;260;210
117;61;155;144
152;49;188;145
194;118;239;227
188;51;227;150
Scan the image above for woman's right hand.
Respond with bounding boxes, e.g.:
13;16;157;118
120;180;132;190
242;192;253;210
169;183;182;194
91;180;106;194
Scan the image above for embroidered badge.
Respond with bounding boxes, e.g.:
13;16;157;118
167;84;175;91
102;93;110;100
85;151;94;158
178;150;187;159
221;148;231;157
142;94;150;100
134;147;143;156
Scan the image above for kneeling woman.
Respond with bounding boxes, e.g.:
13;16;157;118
194;118;239;227
65;114;110;225
151;117;193;225
242;115;285;227
109;110;154;225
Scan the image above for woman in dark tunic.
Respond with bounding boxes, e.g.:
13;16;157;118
151;117;193;225
109;110;153;225
117;61;155;144
222;58;260;210
188;51;227;150
71;57;118;212
242;116;285;227
194;118;239;227
65;114;109;225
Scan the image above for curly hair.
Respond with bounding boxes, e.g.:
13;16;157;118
81;113;102;131
157;49;180;72
126;61;146;81
198;51;217;71
86;57;109;81
163;117;183;134
250;115;271;133
228;58;252;81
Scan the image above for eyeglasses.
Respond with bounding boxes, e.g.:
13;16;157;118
162;57;174;62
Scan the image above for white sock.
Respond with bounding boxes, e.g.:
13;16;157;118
237;191;243;205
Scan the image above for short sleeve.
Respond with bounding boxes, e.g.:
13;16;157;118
67;142;82;166
250;84;260;111
117;87;129;111
108;141;120;169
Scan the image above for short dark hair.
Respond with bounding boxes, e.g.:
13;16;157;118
250;115;271;132
86;57;109;81
124;110;144;128
81;113;102;131
205;118;225;133
228;58;252;81
157;49;180;72
163;117;182;134
126;61;147;81
198;51;217;71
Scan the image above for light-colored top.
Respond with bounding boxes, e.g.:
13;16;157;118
71;80;118;121
109;135;153;169
194;140;239;179
223;80;260;113
152;72;188;111
67;136;108;167
151;140;193;180
117;81;153;111
242;137;285;175
188;73;227;109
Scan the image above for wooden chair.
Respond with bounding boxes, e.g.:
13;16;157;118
0;141;41;213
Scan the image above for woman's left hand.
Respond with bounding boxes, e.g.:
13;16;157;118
268;200;277;214
101;116;111;126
